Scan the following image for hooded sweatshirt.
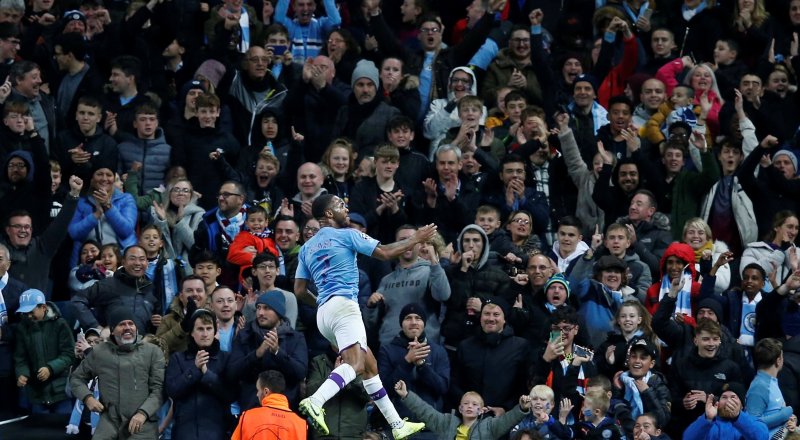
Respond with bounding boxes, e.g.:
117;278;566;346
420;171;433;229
0;149;49;231
423;67;488;156
365;258;451;346
442;225;511;347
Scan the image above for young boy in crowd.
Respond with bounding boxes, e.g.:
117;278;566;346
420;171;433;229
174;93;240;209
192;249;223;298
665;85;697;132
489;90;528;145
475;204;514;256
611;338;671;428
117;103;171;195
592;222;653;301
633;413;671;440
443;95;505;160
511;385;573;439
53;96;118;181
394;380;532;438
574;390;628;439
227;205;282;283
14;289;75;414
66;327;104;435
713;39;748;98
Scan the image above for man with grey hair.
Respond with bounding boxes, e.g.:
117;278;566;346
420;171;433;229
0;0;24;24
421;144;482;243
0;242;29;420
9;61;55;150
227;45;286;144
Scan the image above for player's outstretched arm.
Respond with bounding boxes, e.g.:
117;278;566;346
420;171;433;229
371;224;438;261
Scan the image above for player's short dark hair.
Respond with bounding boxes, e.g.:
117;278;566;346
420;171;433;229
312;194;337;219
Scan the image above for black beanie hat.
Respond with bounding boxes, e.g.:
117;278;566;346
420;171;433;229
398;303;427;326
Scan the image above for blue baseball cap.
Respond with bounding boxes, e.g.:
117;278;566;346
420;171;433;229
16;289;46;313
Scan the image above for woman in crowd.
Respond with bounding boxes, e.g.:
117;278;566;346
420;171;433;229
320;139;357;205
322;28;360;85
378;57;421;122
741;210;799;290
68;167;137;267
506;210;542;260
151;178;205;269
682;217;731;294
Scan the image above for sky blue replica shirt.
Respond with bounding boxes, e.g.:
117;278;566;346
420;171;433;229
296;227;379;305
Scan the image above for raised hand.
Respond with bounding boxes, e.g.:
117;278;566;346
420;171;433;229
690;130;707;152
597;141;613;165
394;380;408;398
734;89;744;116
152;200;166;220
591;224;603;250
558;398;573;424
704;394;718;420
529;8;543;26
0;76;11;102
621;126;641;153
668;274;686;298
68;175;83;197
714;251;734;268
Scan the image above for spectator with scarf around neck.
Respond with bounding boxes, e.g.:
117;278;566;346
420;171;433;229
645;242;701;320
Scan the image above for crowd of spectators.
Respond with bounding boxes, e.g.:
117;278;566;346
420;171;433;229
0;0;799;437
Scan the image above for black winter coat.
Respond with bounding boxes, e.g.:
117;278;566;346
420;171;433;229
166;341;236;440
52;126;118;182
668;349;743;433
454;326;531;410
172;122;241;210
228;320;308;410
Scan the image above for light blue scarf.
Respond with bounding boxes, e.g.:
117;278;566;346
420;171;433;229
658;269;693;316
621;371;652;418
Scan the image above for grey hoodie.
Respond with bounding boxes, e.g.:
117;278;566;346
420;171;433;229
365;258;451;345
456;224;491;270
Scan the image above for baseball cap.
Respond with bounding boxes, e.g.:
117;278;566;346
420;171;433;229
16;289;46;313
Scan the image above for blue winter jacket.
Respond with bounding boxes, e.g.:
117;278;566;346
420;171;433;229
683;411;769;440
68;190;138;266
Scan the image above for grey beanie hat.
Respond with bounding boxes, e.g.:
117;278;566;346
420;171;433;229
773;149;798;174
351;59;380;89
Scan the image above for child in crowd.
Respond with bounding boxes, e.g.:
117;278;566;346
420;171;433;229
191;250;223;298
574;390;628;439
14;289;75;415
67;328;104;435
633;413;672;440
227;205;283;284
139;224;183;316
443;95;506;161
511;385;573;439
712;39;748;98
665;85;697;132
475;205;514;256
394;380;532;439
611;338;671;428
